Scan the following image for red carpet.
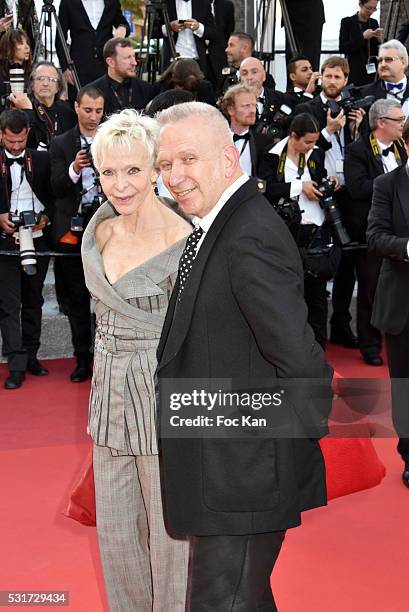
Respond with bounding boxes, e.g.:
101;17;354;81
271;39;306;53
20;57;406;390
0;350;408;612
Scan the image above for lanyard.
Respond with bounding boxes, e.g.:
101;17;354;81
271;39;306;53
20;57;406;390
369;132;403;166
110;82;132;108
277;145;306;181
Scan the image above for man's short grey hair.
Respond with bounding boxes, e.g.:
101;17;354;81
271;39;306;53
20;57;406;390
369;98;402;130
379;39;408;68
91;109;160;170
156;101;233;144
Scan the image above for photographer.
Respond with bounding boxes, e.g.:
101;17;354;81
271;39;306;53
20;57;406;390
0;28;32;102
343;99;407;365
296;56;366;348
0;109;53;389
259;113;340;348
50;86;104;383
239;57;289;140
9;61;77;150
285;55;321;108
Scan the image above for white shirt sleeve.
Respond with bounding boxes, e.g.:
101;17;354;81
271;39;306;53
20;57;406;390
194;22;204;38
290;180;303;198
69;162;81;184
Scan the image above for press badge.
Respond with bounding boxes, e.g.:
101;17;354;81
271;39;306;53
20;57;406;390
366;62;376;75
336;160;344;173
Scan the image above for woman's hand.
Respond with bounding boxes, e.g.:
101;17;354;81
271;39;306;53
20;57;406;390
302;181;322;201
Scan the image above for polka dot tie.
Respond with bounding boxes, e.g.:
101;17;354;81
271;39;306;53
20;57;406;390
177;226;204;300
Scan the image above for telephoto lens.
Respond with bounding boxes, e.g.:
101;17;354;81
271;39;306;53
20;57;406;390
9;64;25;94
18;226;37;275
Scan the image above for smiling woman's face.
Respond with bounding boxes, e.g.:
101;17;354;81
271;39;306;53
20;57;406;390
98;141;156;214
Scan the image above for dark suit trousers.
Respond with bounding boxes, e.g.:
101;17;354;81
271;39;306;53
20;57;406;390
385;326;409;464
355;249;382;354
330;251;356;332
55;252;92;358
0;237;49;371
187;531;286;612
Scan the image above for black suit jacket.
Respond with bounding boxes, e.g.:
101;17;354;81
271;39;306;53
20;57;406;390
206;0;235;88
56;0;130;83
339;14;379;86
156;178;331;537
0;149;53;221
161;0;216;74
49;126;84;244
25;100;77;150
367;166;409;334
88;74;154;116
362;78;409;104
344;135;407;243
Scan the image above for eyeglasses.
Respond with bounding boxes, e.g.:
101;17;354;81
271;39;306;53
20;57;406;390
380;116;406;123
33;75;58;83
377;56;401;64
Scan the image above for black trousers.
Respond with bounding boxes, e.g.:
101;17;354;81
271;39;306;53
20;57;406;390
385;324;409;464
0;237;49;371
187;531;286;612
54;251;92;358
330;250;356;333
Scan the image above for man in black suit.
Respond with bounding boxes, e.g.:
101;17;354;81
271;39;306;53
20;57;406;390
160;0;216;77
0;110;53;389
206;0;235;91
155;101;331;611
285;55;321;108
344;98;407;365
50;86;104;383
296;56;366;348
89;38;154;117
362;39;409;119
367;120;409;487
239;56;289;138
56;0;129;91
221;83;273;177
285;0;325;71
9;61;77;150
223;31;275;94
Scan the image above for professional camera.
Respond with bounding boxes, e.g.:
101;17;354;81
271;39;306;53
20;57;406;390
71;173;103;233
254;103;293;139
317;178;351;247
221;66;239;91
273;196;303;226
10;210;37;276
326;86;375;118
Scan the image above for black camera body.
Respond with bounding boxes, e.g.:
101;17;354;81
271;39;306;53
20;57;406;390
326;86;375;118
273;197;302;226
254;103;293;139
10;209;37;228
317;178;351;247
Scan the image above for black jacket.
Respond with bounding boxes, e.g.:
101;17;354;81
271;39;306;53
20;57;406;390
157;178;331;536
0;148;53;221
49;126;84;244
56;0;130;83
339;14;379;86
160;0;216;75
344;135;407;243
88;74;154;117
206;0;235;89
25;99;77;150
367;166;409;334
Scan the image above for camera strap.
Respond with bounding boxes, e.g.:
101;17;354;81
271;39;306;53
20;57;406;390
33;100;56;144
1;150;35;214
277;145;306;182
110;80;132;109
370;132;403;166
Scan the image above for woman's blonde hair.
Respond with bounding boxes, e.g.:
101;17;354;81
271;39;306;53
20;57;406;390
91;109;160;170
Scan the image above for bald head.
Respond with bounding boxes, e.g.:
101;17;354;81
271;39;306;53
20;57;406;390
239;57;266;96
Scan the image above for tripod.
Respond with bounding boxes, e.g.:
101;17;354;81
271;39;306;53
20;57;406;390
255;0;299;58
383;0;409;42
33;0;81;92
137;1;177;83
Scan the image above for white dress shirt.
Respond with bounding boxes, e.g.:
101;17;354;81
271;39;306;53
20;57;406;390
193;173;249;251
162;0;204;59
320;92;346;186
81;0;104;30
68;136;98;207
269;137;325;226
6;151;45;217
232;130;252;176
377;139;400;173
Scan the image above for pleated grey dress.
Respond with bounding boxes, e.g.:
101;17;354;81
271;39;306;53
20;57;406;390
82;201;186;456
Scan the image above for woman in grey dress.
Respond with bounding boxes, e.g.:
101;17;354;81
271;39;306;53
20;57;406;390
81;110;191;612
